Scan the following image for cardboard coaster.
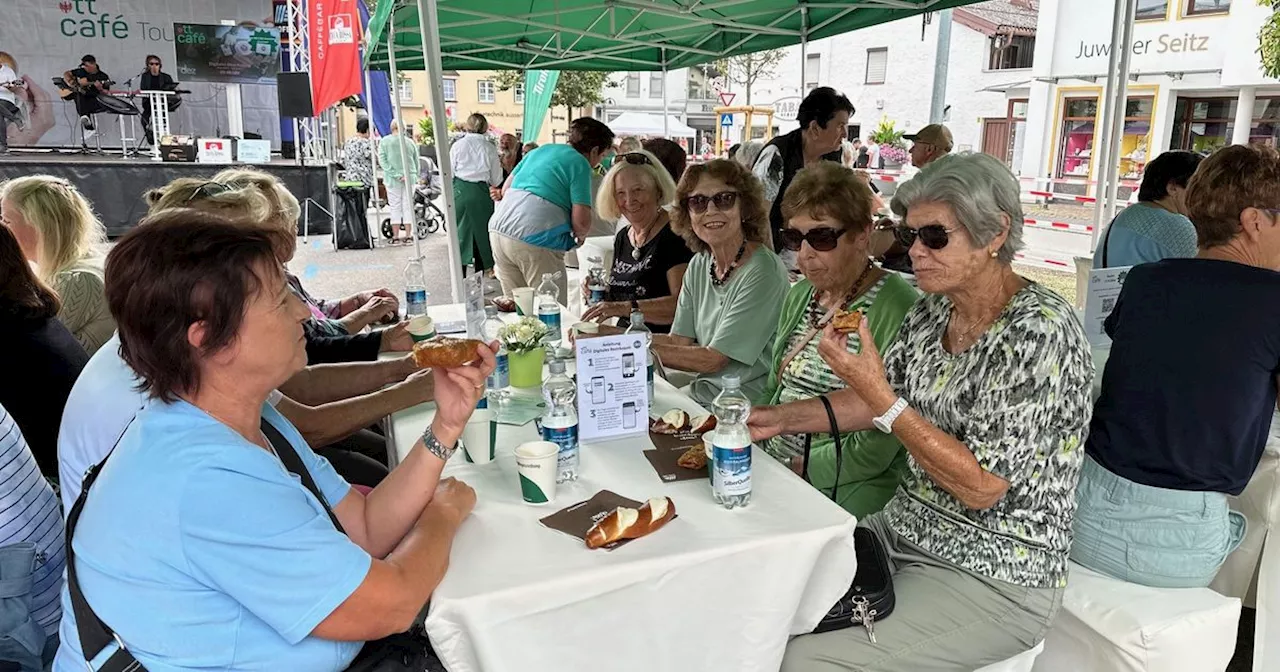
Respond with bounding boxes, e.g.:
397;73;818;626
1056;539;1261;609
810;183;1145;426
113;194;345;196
644;430;710;483
539;490;677;551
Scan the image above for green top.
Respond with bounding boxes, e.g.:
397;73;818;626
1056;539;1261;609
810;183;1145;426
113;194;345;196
671;247;789;406
378;134;420;183
762;273;919;517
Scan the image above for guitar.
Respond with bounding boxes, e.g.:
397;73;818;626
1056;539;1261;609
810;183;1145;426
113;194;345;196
57;77;114;100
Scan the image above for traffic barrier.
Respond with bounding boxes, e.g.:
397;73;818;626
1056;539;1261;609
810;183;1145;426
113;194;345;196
1023;218;1094;235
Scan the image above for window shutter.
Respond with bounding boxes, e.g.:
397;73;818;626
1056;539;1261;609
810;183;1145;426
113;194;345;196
865;48;887;85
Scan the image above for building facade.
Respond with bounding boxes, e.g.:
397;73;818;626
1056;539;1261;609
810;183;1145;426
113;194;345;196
596;66;723;153
1021;0;1279;193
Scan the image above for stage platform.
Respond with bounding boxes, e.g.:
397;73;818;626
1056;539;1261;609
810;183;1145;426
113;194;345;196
0;153;332;237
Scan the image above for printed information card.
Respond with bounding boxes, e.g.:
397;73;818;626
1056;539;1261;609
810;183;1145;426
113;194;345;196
575;333;650;442
1083;265;1133;347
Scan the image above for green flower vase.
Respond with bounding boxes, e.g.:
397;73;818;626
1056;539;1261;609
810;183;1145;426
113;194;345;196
508;347;546;388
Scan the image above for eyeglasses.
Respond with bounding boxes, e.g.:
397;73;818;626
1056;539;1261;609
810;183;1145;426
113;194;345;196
618;152;652;166
893;224;957;251
185;181;235;203
779;226;849;252
683;191;738;214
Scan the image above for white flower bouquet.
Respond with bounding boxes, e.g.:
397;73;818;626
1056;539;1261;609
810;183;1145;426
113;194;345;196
497;316;551;354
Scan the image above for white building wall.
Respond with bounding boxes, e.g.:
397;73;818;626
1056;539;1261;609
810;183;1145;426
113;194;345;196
740;13;1026;155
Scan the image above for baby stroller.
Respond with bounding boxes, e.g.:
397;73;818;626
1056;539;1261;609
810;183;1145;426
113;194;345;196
382;160;446;242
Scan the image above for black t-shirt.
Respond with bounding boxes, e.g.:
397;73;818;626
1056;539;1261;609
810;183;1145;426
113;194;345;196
140;72;175;92
1087;258;1280;495
606;221;693;334
71;67;111;96
0;314;89;477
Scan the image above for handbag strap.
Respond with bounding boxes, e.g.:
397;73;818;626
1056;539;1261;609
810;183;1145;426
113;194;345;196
801;395;844;504
68;415;346;671
777;291;846;376
1100;214;1115;267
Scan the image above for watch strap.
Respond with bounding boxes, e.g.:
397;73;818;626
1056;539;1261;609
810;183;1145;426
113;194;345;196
422;424;457;461
874;397;909;433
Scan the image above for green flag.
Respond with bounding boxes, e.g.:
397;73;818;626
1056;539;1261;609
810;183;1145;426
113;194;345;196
522;70;560;143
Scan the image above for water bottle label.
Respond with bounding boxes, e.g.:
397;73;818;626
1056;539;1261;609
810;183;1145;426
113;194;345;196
713;444;752;496
588;288;606;305
405;289;428;315
475;396;488;410
538;311;561;333
542;424;579;474
488;352;509;389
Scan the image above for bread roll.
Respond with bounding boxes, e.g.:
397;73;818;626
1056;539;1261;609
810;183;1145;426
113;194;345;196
585;497;677;549
412;337;485;369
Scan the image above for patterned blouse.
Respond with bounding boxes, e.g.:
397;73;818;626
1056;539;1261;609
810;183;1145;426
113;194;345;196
53;260;115;356
878;282;1093;589
342;136;375;187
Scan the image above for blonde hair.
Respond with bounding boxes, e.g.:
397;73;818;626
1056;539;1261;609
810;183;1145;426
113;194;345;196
618;136;642;154
144;168;299;259
464;113;488;135
210;168;301;238
594;149;678;222
0;52;17;72
0;175;106;282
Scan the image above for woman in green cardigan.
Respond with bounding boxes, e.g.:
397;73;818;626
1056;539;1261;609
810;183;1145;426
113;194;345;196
748;163;918;517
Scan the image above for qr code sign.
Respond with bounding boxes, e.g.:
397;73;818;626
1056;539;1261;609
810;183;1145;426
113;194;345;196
1101;297;1116;312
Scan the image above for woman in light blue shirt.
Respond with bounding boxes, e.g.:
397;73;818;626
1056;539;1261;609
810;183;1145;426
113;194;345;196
1094;150;1202;268
56;210;496;672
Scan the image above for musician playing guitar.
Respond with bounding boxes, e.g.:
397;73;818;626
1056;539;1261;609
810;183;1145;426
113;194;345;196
0;59;24;154
61;54;112;135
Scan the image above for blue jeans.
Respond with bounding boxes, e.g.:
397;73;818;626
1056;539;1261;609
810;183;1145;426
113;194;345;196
0;543;55;672
1070;456;1247;588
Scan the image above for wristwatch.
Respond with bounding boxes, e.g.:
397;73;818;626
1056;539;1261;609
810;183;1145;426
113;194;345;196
872;397;909;434
421;424;457;462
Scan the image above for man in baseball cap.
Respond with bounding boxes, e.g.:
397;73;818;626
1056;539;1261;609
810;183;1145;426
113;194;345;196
904;123;953;168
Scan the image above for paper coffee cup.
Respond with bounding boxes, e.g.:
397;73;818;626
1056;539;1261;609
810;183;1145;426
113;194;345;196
513;287;536;317
407;315;435;342
572;321;598;336
462;409;496;464
515;440;559;505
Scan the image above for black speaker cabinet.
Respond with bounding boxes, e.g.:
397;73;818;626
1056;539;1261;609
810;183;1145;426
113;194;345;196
277;72;314;118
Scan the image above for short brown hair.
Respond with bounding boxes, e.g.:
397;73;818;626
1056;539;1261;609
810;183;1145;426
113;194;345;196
781;162;875;235
567;117;615;155
106;209;281;402
642;138;687;184
0;224;59;321
671;159;770;253
1186;144;1280;248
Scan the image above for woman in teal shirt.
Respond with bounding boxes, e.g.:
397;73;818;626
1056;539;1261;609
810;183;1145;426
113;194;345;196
655;159;789;406
749;163;918;517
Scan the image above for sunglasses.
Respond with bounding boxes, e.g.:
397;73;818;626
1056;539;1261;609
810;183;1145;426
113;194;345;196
683;191;738;214
893;224;957;251
147;61;161;66
185;181;235;203
779;226;849;252
618;152;652;166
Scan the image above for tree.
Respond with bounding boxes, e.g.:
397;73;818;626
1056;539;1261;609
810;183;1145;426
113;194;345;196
493;70;618;121
715;49;786;105
1260;0;1280;78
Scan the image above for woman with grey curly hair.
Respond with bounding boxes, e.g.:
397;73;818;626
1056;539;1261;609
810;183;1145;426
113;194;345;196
777;152;1094;671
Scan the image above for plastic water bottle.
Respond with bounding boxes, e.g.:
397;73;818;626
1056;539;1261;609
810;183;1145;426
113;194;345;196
711;375;752;509
586;255;607;306
542;359;579;482
483;306;509;391
536;273;562;347
625;311;655;400
404;258;428;317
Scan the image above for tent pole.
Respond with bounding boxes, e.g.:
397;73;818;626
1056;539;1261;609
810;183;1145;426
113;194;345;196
418;0;466;303
1092;0;1135;242
387;13;416;258
362;61;384;225
662;48;669;137
929;9;952;124
799;6;808;95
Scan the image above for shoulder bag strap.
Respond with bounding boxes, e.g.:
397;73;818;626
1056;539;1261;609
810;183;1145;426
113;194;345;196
801;395;844;504
261;419;346;535
67;419;148;672
1101;214;1116;268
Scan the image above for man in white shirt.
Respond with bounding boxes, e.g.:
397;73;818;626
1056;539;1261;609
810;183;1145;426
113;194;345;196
58;333;433;510
449;112;502;273
0;62;23;154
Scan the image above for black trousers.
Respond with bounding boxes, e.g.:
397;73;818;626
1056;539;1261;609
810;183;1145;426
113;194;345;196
316;429;390;487
72;93;106;119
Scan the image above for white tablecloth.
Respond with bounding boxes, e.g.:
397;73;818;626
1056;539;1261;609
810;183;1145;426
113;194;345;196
386;310;858;672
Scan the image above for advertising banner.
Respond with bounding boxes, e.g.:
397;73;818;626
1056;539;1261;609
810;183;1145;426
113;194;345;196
1048;0;1230;77
0;0;284;148
307;0;363;114
172;23;280;85
522;70;559;142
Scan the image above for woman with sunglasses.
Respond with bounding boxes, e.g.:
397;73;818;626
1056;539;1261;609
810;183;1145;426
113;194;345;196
779;153;1093;672
748;163;918;517
0;175;115;355
580;150;691;333
655;159;788;406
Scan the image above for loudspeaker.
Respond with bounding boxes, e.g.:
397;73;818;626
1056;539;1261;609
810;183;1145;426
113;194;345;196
277;72;314;118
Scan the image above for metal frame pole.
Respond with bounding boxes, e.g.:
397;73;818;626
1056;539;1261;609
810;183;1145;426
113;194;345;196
662;48;669;137
417;0;466;303
362;64;385;227
799;6;808;95
1092;0;1136;240
929;9;952;124
387;12;415;251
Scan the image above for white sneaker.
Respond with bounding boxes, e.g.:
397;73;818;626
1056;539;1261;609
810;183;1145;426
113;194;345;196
82;126;97;142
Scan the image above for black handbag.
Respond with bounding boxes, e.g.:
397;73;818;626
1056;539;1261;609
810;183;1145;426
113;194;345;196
66;418;441;672
802;395;896;640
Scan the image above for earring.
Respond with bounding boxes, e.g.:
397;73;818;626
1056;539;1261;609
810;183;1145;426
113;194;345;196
989;250;998;258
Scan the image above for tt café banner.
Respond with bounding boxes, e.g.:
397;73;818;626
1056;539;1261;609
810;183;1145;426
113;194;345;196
308;0;363;115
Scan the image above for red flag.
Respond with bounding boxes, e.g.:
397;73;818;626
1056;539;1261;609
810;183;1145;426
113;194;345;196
308;0;362;115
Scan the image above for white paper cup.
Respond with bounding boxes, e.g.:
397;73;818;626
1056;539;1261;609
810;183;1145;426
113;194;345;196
513;287;536;316
514;440;559;505
407;315;436;343
462;409;496;464
572;321;598;336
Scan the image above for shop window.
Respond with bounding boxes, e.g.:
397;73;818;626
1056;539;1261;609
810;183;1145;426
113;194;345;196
442;78;457;102
1055;95;1153;181
1185;0;1230;15
650;72;664;98
1119;96;1154;181
865;48;887;85
988;35;1035;70
1173;96;1280;153
806;54;821;90
478;80;495;104
626;73;640;97
1137;0;1168;20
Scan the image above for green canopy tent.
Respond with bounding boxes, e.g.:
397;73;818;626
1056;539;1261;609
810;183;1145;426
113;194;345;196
362;0;987;301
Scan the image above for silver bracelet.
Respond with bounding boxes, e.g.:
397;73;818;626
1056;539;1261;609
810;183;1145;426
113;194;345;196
421;424;456;462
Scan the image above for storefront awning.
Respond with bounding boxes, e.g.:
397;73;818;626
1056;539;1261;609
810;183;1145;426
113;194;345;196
607;112;698;138
980;79;1032;93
